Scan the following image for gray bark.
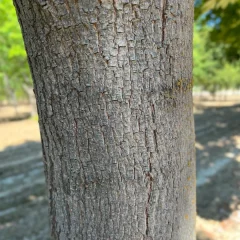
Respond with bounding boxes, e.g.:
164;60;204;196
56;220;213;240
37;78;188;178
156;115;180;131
14;0;195;239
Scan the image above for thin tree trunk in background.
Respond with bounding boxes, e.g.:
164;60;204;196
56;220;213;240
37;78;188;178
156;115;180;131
14;0;195;239
23;83;37;116
3;74;19;116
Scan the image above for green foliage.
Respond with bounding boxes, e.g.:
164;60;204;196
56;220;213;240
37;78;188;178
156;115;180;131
0;0;32;103
195;0;240;60
193;26;240;92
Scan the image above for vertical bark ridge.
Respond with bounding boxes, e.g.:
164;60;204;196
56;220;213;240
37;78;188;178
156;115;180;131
14;0;195;239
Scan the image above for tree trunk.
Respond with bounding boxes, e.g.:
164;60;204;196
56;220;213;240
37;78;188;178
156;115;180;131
14;1;195;239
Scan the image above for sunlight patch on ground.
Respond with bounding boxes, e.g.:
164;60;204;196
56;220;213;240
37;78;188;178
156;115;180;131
197;158;231;187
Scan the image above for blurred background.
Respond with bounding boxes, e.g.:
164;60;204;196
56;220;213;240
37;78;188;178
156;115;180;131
0;0;240;239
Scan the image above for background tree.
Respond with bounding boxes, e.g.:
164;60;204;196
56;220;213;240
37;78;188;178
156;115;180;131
193;25;240;93
14;1;195;239
0;0;31;105
195;0;240;61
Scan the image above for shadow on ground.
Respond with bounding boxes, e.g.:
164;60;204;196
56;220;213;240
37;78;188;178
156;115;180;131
0;141;51;240
195;104;240;221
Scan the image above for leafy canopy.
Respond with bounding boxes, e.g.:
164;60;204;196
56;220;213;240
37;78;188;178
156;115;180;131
0;0;31;101
193;25;240;92
195;0;240;60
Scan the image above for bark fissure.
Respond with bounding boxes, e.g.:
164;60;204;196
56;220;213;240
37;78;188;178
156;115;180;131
161;0;167;44
145;155;153;237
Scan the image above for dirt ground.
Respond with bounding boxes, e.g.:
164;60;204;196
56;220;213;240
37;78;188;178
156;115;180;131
0;101;240;240
194;100;240;240
0;119;40;151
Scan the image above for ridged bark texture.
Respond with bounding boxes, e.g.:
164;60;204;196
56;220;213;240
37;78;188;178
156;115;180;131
14;0;195;239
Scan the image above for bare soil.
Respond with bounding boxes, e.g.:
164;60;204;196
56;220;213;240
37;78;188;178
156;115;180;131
0;119;40;151
0;102;240;240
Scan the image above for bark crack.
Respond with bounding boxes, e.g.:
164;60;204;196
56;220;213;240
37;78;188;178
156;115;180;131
161;0;167;44
145;154;153;237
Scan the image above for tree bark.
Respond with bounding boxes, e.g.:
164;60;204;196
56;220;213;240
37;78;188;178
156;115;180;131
14;0;195;239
